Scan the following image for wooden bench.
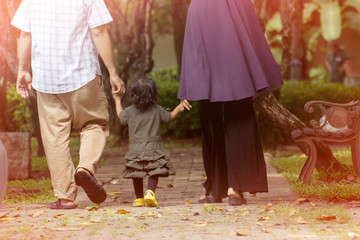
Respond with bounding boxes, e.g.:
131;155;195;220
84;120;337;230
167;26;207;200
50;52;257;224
291;100;360;183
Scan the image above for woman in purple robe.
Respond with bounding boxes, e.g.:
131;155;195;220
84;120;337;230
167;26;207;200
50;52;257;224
178;0;283;205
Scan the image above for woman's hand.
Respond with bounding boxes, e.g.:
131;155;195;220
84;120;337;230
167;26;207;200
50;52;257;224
181;99;192;111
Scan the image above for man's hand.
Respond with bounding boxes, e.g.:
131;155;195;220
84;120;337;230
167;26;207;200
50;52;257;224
16;71;32;99
109;72;125;96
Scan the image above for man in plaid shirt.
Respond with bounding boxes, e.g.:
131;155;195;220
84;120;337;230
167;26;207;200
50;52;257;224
11;0;125;209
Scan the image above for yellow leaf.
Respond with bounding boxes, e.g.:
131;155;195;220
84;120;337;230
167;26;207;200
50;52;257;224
261;228;273;233
256;222;263;226
117;209;131;214
310;202;316;207
236;232;250;236
288;209;296;217
195;224;207;227
77;222;92;226
30;210;44;218
185;200;192;207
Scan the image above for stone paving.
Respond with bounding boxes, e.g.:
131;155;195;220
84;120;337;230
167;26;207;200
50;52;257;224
3;148;358;240
76;148;297;207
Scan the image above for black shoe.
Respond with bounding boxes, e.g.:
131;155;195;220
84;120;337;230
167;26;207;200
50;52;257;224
228;193;247;206
198;196;222;204
75;171;107;204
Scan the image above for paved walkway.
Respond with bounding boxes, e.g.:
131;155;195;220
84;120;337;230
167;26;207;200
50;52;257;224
4;148;357;240
75;148;297;207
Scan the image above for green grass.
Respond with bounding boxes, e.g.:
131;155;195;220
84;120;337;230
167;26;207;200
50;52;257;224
4;136;116;204
271;148;360;201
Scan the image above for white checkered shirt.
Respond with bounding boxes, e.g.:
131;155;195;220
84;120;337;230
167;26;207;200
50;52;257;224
11;0;113;94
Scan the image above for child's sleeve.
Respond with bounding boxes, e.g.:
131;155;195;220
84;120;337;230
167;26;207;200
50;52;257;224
158;105;171;123
119;108;129;125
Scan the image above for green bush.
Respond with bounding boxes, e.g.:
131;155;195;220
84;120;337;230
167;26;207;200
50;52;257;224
6;83;33;132
148;67;201;137
258;80;360;147
279;80;360;125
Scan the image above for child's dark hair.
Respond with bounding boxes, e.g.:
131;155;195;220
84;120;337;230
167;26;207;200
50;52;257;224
128;77;158;110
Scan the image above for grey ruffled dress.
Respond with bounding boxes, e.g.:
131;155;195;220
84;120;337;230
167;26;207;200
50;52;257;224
119;104;175;179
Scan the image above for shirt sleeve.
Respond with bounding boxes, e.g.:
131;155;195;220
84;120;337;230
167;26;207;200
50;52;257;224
87;0;113;29
158;105;171;124
119;108;129;125
11;0;31;32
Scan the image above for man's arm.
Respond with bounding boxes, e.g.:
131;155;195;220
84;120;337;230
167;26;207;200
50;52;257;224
16;31;32;99
91;25;125;95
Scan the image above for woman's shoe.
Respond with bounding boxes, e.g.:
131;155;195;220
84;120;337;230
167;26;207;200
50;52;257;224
144;190;158;207
227;188;247;206
198;196;222;204
133;198;145;207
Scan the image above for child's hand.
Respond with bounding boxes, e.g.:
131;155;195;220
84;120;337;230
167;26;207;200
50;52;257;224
181;99;192;111
177;102;185;113
112;91;123;101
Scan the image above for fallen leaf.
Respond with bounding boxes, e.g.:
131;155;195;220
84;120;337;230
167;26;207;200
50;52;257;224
348;232;360;237
310;202;316;207
119;201;131;204
255;222;263;226
261;228;273;233
257;216;270;221
90;217;103;223
295;198;309;204
316;216;337;221
30;210;45;218
264;203;273;212
109;191;122;195
236;231;250;236
195;224;207;227
77;222;93;226
167;184;173;188
295;217;307;224
185;200;192;207
117;209;131;214
0;212;9;218
181;217;190;221
193;212;200;216
85;204;99;211
47;227;83;231
288;209;297;217
288;234;316;239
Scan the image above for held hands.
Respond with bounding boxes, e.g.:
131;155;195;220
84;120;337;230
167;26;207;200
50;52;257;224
16;71;32;99
110;72;125;98
181;99;192;111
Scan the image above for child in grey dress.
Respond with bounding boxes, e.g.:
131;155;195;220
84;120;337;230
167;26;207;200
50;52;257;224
113;77;186;207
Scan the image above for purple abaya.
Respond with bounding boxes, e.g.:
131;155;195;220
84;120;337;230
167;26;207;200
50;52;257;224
178;0;283;102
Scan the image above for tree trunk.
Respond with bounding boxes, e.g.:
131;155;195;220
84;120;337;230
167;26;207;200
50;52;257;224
170;0;190;73
104;0;156;135
26;91;45;157
254;92;346;171
0;0;20;132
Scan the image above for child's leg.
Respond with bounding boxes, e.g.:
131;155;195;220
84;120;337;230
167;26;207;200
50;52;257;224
132;178;143;198
144;175;159;207
147;175;159;192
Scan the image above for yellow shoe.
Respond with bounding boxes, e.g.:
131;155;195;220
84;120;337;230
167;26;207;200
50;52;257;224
144;190;158;207
133;198;145;207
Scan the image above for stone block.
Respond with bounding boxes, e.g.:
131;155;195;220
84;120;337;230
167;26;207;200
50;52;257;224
0;141;8;208
0;132;31;180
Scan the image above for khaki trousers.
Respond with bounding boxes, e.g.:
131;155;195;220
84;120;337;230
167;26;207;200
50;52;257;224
37;76;109;201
